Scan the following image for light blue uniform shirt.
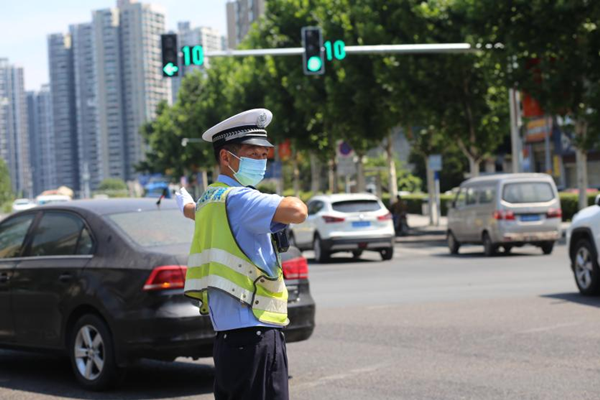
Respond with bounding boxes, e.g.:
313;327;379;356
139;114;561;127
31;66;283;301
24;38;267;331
207;175;287;331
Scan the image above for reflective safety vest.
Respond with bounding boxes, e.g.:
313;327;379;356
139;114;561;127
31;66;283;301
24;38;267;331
184;182;289;326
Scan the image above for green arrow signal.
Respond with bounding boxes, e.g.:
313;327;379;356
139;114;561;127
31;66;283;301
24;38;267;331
307;56;323;72
163;62;179;76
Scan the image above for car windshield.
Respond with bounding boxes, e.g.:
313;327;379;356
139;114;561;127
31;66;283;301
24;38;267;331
331;200;381;213
502;182;555;204
108;209;195;247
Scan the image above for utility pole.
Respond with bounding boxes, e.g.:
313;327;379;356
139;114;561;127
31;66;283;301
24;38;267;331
508;88;522;173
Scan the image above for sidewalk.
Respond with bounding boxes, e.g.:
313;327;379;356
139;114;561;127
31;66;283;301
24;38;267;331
397;214;571;243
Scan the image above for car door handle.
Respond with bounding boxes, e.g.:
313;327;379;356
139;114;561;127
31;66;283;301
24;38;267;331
0;273;9;283
59;273;73;282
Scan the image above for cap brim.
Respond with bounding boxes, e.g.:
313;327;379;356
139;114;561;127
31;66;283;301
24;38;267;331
231;137;274;148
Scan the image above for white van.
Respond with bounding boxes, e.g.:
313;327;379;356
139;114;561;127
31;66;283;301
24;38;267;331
447;173;562;256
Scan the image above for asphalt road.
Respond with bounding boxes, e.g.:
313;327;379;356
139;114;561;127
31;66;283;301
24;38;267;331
1;241;599;400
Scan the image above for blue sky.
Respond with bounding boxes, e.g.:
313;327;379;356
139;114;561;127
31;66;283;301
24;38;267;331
0;0;228;91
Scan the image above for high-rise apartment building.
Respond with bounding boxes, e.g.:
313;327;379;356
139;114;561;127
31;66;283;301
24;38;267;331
0;58;32;197
226;0;265;49
48;33;80;192
119;0;168;179
71;22;102;197
47;0;169;193
171;22;227;103
92;8;127;182
27;85;56;196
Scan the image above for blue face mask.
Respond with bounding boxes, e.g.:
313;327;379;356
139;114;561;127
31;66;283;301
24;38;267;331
228;151;267;187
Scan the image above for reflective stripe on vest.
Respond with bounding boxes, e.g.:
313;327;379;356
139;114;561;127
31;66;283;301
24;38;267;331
184;183;289;326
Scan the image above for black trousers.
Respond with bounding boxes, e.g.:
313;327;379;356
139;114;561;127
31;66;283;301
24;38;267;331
213;327;289;400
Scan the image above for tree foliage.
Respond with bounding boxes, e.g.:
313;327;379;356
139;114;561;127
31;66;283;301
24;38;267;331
140;0;583;189
0;158;13;206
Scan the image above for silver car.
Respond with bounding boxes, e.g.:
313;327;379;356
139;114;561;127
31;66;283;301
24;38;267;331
447;173;562;256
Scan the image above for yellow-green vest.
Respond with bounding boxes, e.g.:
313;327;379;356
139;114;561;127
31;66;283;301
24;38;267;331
184;182;289;326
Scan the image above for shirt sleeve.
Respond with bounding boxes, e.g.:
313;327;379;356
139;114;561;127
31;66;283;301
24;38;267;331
227;188;287;234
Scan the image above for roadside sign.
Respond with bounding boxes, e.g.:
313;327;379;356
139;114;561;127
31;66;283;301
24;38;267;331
337;141;354;158
337;156;357;175
428;154;442;171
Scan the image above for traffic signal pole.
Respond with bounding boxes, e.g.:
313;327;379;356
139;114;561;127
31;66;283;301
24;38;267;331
203;43;474;58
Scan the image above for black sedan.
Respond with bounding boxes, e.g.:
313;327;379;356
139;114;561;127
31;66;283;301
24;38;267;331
0;199;315;390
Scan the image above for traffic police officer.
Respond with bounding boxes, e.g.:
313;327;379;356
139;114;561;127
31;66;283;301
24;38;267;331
175;108;308;400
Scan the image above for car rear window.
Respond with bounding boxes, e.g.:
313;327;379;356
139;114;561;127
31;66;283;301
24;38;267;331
502;182;555;204
331;200;381;213
108;209;195;247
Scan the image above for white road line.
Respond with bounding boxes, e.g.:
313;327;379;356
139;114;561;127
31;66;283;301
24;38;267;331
293;363;390;389
517;321;582;334
484;321;583;341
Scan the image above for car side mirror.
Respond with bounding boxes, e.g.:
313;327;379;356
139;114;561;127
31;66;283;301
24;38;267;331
596;194;600;207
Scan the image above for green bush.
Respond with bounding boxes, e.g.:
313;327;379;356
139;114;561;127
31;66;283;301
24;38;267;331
559;193;598;221
256;182;277;194
278;190;598;221
92;189;129;198
1;202;12;214
282;189;318;204
98;178;127;191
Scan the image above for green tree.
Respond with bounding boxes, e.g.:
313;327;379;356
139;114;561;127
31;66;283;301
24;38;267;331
463;0;600;209
375;0;509;177
0;158;13;207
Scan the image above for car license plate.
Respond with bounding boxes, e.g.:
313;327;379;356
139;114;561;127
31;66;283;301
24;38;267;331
352;221;371;228
520;214;541;222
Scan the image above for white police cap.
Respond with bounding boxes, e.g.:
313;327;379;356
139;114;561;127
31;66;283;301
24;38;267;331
202;108;274;149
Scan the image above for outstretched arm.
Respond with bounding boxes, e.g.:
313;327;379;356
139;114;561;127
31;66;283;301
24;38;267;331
176;188;196;221
273;197;307;225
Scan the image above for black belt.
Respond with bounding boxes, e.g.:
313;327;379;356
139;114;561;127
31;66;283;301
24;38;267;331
217;326;282;339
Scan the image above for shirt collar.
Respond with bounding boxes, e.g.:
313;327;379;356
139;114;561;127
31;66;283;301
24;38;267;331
217;174;242;187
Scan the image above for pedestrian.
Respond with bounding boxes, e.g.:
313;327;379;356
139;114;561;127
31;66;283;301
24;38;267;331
391;194;408;235
175;108;308;400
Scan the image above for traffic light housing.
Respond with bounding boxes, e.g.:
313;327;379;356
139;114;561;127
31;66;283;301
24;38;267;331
302;27;324;75
161;34;179;77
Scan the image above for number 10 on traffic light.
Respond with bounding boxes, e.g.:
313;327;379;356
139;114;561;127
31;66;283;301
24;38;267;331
181;45;204;66
324;40;346;61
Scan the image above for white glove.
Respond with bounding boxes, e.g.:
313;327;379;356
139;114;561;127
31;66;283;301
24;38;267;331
175;187;194;213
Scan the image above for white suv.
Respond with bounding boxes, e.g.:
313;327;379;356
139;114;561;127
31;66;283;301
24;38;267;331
288;193;395;262
566;195;600;295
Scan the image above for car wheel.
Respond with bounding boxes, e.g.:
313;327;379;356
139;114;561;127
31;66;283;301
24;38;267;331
380;247;394;261
313;234;329;263
573;240;600;295
541;241;554;255
447;231;460;255
352;250;363;259
69;314;123;391
482;232;497;257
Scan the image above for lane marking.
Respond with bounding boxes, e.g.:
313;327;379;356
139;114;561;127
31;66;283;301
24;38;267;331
292;362;391;390
517;321;582;334
484;321;583;341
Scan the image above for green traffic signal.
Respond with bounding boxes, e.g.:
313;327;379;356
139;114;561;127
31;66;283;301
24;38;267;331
307;56;323;72
163;62;179;77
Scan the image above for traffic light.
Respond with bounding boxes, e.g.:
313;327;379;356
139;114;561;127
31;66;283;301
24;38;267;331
161;34;179;77
302;27;324;75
